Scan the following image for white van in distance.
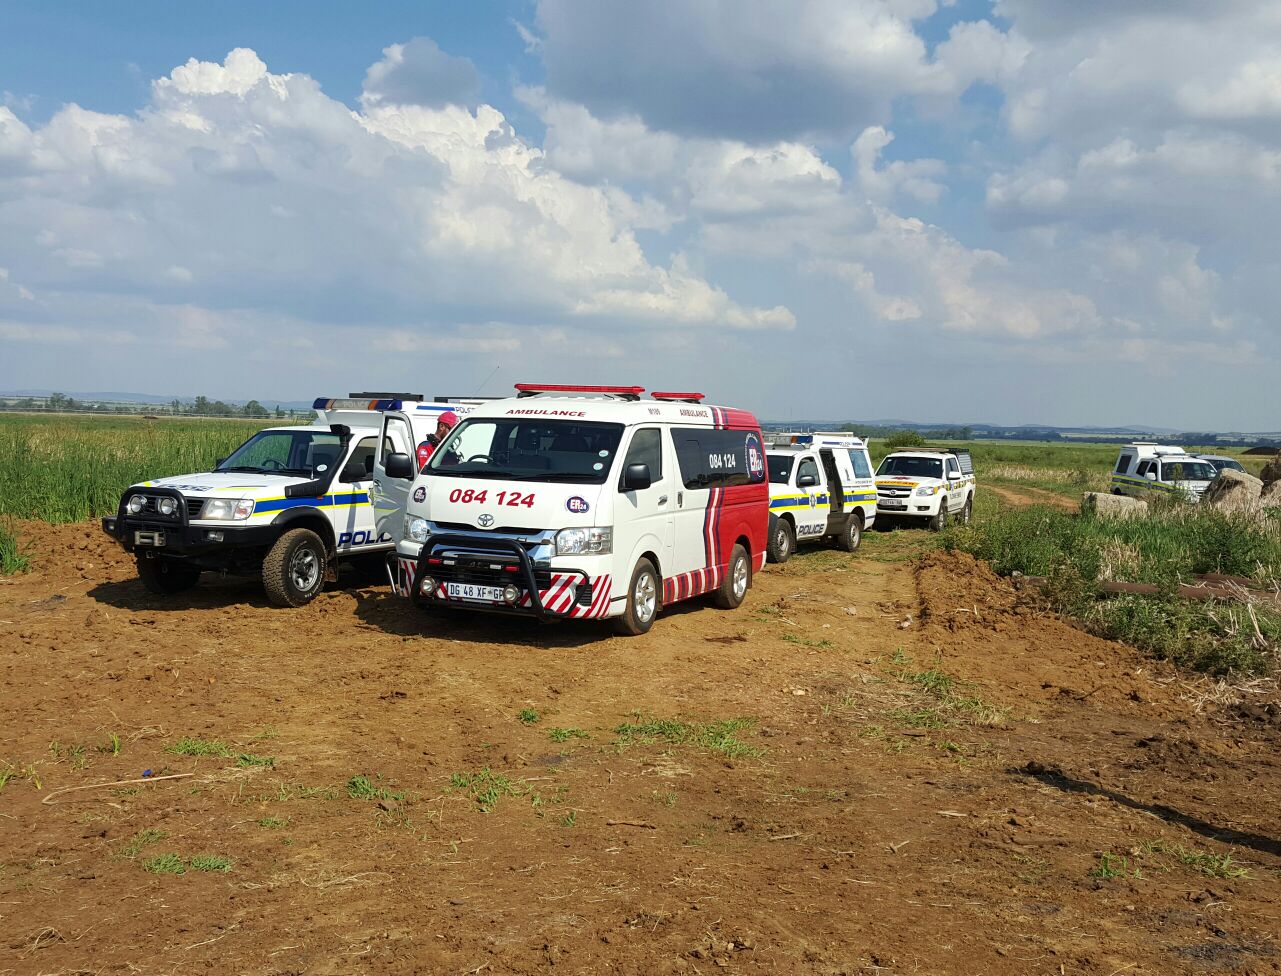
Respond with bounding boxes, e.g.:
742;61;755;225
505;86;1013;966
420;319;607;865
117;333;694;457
384;384;771;635
764;432;877;562
1111;443;1216;502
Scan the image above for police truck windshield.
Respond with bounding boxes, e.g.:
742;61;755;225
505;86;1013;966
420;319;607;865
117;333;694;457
876;456;944;479
217;430;343;477
426;419;625;484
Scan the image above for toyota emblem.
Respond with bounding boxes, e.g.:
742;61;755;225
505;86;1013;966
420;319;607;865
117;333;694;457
477;514;495;528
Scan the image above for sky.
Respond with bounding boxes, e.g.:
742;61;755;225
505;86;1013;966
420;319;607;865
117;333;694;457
1;0;1279;430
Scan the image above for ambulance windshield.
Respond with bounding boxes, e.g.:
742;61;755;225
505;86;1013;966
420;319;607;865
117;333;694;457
426;418;626;484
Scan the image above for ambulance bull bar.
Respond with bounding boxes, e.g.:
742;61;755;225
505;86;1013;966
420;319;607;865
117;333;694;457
389;533;586;621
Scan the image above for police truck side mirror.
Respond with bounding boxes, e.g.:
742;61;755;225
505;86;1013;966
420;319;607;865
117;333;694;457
621;463;652;492
385;453;415;480
1144;471;1157;481
798;473;818;487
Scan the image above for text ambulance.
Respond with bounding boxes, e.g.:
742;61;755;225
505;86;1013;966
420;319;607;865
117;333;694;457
385;384;770;635
764;432;877;562
102;394;477;607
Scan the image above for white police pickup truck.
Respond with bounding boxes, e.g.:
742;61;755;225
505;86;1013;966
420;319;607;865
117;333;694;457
102;394;476;606
764;432;877;562
875;448;975;530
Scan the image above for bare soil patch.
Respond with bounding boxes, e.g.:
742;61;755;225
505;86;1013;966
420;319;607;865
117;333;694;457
1;522;1279;975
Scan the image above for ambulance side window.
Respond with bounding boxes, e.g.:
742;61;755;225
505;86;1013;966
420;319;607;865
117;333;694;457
849;449;872;479
621;428;663;487
381;416;411;461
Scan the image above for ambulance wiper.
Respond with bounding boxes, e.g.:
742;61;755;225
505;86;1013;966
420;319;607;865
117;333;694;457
534;473;599;483
452;469;518;480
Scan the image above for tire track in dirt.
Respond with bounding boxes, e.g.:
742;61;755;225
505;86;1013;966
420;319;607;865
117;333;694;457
1;521;1278;975
988;482;1079;511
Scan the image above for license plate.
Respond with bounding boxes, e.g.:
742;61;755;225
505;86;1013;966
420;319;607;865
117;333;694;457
878;500;907;510
134;530;165;546
445;582;505;602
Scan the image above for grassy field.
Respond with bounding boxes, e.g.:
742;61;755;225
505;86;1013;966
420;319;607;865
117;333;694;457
0;413;272;523
943;501;1281;675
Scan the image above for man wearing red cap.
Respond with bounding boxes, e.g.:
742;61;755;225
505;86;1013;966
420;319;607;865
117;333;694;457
415;411;458;471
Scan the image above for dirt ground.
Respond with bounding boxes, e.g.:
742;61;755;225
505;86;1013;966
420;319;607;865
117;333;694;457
2;496;1280;976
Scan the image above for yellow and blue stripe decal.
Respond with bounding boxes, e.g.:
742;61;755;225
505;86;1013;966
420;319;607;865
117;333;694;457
843;491;878;504
769;493;828;510
252;491;371;515
1110;475;1174;494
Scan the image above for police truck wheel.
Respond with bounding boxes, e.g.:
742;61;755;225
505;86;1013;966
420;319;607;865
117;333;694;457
767;518;794;564
613;558;660;636
713;544;751;610
929;500;949;532
835;515;862;552
263;528;328;607
960;496;973;525
136;556;200;595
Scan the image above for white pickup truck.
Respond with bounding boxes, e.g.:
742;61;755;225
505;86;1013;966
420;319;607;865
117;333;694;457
764;432;877;562
875;448;975;530
102;394;478;606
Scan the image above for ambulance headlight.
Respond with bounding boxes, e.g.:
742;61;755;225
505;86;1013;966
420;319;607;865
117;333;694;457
126;494;146;515
406;516;430;543
156;497;178;517
915;485;939;496
554;526;612;556
202;498;255;521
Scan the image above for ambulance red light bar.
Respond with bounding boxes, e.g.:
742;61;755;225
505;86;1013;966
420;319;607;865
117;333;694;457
651;391;705;402
514;383;646;399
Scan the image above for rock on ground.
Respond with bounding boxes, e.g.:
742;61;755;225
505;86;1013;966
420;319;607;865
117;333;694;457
1263;480;1281;510
1202;468;1263;514
1082;492;1148;517
1261;451;1281;487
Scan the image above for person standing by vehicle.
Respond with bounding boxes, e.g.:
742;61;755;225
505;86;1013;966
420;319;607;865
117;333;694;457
415;411;458;470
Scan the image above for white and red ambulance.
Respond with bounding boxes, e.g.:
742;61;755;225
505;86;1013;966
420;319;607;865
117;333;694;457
383;384;770;635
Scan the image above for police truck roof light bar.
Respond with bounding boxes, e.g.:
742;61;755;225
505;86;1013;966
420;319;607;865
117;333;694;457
514;383;646;400
651;392;706;403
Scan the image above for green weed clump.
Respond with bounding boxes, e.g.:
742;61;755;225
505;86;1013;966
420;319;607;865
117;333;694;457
0;521;29;574
613;715;762;759
944;504;1281;675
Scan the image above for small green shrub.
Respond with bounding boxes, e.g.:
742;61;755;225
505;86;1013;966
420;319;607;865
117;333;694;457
0;521;29;575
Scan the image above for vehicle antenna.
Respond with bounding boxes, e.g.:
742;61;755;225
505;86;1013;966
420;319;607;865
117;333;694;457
472;364;501;396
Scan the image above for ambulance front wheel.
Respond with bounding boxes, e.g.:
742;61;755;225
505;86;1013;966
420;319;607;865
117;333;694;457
767;516;794;564
613;558;660;636
713;544;751;610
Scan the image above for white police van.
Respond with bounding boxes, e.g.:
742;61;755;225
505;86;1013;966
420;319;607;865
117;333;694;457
385;383;771;636
764;432;877;563
1110;443;1216;502
102;394;477;606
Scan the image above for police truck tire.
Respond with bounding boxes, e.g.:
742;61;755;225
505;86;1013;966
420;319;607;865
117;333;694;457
263;528;328;607
136;556;200;595
930;501;948;532
613;558;660;636
767;517;794;564
713;544;751;610
960;496;973;525
835;515;862;552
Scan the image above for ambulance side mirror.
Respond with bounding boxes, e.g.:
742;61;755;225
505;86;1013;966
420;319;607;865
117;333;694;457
385;453;415;480
621;463;652;492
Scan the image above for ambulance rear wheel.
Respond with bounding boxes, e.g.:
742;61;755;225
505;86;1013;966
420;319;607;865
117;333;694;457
136;556;200;595
767;517;794;564
263;528;328;607
613;558;660;636
713;544;751;610
835;515;862;552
